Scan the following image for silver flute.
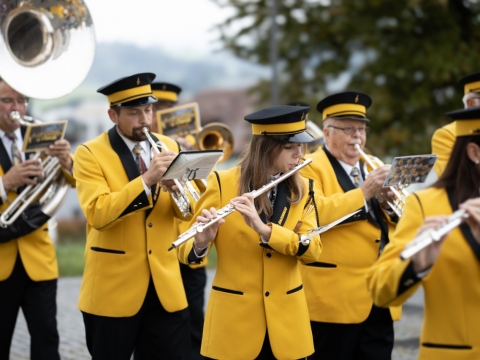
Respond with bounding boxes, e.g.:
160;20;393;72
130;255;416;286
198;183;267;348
400;208;469;260
298;209;362;245
168;158;312;251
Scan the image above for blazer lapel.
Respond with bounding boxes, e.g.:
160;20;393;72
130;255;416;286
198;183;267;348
323;146;369;224
446;187;480;261
108;126;140;182
270;180;290;227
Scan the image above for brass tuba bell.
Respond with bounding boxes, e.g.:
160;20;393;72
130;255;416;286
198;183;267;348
195;122;234;163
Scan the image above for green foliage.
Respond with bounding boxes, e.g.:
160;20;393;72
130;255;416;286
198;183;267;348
56;239;85;277
211;0;480;156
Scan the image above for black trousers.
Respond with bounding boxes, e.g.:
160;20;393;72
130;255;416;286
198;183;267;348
83;277;191;360
180;263;207;360
0;254;60;360
308;305;394;360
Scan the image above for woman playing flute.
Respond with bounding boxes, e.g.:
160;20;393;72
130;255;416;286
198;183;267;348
178;105;323;360
366;106;480;360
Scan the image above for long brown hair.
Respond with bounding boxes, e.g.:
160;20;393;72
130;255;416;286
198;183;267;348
433;135;480;207
237;135;305;217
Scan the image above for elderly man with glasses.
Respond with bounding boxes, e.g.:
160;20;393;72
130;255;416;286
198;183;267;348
300;91;401;360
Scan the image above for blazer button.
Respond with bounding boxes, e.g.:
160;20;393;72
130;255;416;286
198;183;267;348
375;239;380;243
148;223;153;227
265;291;270;297
134;205;137;208
149;250;152;254
266;253;272;258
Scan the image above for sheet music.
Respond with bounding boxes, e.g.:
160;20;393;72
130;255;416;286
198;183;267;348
162;150;223;180
383;154;438;187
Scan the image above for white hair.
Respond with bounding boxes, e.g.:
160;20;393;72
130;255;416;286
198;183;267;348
462;92;480;108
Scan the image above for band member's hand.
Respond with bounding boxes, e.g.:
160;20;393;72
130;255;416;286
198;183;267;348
194;207;225;248
460;198;480;244
361;164;391;201
2;159;43;191
45;139;73;171
232;193;272;240
142;151;177;187
411;216;449;273
377;187;395;211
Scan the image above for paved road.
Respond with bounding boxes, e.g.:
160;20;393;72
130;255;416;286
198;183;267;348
10;271;424;359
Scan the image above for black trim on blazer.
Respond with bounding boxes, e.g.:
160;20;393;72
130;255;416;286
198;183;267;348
396;261;421;297
213;170;222;203
259;243;275;251
322;147;369;226
212;286;243;295
296;242;309;256
446;187;480;262
422;343;472;350
270;180;290;226
304;261;337;268
286;284;303;294
188;248;203;264
108;127;151;218
90;247;125;254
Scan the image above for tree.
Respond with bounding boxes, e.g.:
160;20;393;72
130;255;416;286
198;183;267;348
211;0;480;156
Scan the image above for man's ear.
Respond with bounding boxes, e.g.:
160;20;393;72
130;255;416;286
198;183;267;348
107;108;119;124
466;142;480;164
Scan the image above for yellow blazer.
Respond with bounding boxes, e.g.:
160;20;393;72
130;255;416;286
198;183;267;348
431;122;456;176
0;130;75;282
74;127;193;317
178;166;322;360
366;187;480;360
300;147;401;324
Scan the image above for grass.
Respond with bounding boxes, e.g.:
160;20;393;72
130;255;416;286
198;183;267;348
55;238;217;277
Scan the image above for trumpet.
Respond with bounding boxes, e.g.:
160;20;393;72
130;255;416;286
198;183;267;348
142;127;198;217
400;208;469;260
168;158;312;251
354;144;409;218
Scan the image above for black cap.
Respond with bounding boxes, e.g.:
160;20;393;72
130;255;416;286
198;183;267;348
285;101;310;107
316;91;372;122
244;105;314;143
458;72;480;94
151;82;182;102
97;72;157;107
446;107;480;137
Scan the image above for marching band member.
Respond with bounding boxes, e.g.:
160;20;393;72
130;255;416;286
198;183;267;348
300;92;401;360
151;81;207;360
0;77;75;359
431;71;480;176
74;73;194;359
367;106;480;360
178;105;322;360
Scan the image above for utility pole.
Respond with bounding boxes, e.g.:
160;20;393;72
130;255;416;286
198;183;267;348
269;0;279;106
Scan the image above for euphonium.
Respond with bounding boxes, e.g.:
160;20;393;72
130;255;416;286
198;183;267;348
354;144;409;218
142;127;198;217
0;111;70;228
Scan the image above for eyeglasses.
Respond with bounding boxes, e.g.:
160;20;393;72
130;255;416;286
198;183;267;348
328;125;370;136
0;97;28;105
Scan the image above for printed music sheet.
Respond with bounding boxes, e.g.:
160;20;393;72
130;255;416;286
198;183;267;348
162;150;223;180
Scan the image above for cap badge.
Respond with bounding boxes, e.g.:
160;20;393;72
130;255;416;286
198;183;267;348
355;95;359;103
136;77;140;86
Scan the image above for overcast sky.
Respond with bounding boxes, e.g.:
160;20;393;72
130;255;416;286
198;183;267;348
87;0;234;57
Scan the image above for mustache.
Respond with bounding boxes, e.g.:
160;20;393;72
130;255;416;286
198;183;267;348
350;139;362;145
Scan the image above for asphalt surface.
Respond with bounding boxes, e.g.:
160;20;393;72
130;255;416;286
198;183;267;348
10;270;424;359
